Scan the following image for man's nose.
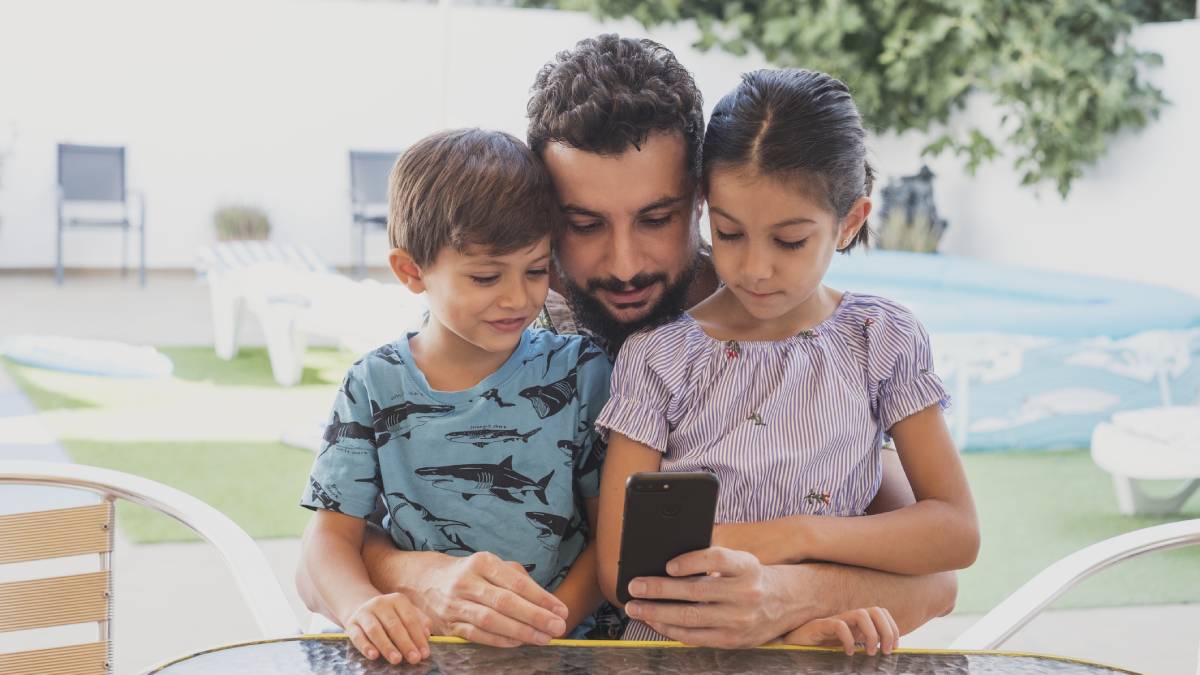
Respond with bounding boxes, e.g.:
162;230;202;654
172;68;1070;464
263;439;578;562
605;226;643;282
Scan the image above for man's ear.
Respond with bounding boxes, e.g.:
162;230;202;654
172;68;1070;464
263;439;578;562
389;248;426;293
838;196;872;249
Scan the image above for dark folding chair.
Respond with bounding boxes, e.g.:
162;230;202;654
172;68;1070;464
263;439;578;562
349;150;399;277
56;144;146;286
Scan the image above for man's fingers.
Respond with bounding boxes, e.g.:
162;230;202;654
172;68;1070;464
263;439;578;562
448;621;524;648
652;623;753;649
452;599;554;645
478;584;567;637
483;561;569;619
665;547;756;578
625;599;725;629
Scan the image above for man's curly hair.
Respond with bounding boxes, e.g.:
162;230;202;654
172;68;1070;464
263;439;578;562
527;34;705;181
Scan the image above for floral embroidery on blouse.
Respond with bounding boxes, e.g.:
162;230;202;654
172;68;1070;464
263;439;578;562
746;412;765;426
804;490;832;507
725;340;742;359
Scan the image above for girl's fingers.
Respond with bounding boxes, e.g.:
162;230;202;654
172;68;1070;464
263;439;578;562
847;609;879;655
832;620;856;656
869;607;897;655
886;610;901;652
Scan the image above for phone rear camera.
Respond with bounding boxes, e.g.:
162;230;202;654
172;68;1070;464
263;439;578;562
662;483;670;490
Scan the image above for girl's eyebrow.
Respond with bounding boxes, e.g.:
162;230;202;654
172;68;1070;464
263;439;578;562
709;206;818;229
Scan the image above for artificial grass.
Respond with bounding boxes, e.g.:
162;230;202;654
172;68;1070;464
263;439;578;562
5;348;1199;614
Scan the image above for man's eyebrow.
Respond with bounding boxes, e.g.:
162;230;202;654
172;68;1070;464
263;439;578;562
709;206;818;229
562;204;605;219
636;195;687;215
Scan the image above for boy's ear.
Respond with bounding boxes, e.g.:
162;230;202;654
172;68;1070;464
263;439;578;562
389;248;426;293
838;196;872;248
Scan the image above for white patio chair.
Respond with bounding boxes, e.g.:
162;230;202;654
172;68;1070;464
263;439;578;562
950;518;1200;673
1091;406;1200;516
0;460;300;675
196;241;426;386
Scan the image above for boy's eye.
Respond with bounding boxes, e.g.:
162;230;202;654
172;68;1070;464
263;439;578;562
777;238;808;250
715;230;743;241
469;275;500;285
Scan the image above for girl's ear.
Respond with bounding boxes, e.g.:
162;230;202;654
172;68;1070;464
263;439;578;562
838;196;872;249
389;249;426;293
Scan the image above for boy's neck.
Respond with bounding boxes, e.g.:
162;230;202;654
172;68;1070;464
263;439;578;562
408;318;518;392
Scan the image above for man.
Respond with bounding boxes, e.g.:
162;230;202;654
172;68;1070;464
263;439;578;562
298;33;956;648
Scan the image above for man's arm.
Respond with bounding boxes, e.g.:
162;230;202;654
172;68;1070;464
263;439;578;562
622;449;959;647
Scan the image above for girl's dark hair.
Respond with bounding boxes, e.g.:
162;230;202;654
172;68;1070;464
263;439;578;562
703;69;875;251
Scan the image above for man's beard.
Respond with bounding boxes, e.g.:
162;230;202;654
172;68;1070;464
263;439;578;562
560;257;699;353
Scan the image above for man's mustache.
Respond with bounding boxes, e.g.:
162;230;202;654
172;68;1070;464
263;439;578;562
586;273;666;294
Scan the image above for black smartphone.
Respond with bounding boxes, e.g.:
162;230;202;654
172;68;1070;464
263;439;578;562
616;471;719;605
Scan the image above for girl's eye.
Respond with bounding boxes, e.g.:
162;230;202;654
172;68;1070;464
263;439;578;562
527;268;549;278
470;275;500;285
777;238;808;250
715;230;743;241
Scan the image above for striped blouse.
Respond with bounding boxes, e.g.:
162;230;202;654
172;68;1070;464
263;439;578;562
594;292;950;641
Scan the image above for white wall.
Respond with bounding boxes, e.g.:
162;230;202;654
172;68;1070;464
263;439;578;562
0;0;764;271
0;1;1196;298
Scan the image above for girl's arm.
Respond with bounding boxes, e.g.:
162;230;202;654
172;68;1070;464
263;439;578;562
595;432;665;606
550;498;604;632
713;405;979;575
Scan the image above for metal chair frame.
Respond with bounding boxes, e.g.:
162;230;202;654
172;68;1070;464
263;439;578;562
56;144;146;286
348;149;398;277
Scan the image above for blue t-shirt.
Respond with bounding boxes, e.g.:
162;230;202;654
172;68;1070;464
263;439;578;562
301;328;611;591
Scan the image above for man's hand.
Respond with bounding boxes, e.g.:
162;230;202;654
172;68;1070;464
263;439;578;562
410;552;570;647
622;547;792;648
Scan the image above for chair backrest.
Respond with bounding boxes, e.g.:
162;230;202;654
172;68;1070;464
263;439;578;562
349;150;399;211
0;501;114;675
58;144;126;203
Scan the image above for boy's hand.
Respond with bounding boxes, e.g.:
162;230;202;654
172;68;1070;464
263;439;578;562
779;607;899;656
418;551;569;647
345;592;432;665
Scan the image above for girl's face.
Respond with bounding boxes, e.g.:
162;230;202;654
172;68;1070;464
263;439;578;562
706;166;869;323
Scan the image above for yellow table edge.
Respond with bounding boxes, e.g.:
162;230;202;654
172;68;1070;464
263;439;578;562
145;633;1141;674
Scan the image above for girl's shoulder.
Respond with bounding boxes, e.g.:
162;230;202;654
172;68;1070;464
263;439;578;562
830;292;925;336
619;314;711;361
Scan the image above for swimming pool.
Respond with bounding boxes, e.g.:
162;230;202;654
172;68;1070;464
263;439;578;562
826;251;1200;451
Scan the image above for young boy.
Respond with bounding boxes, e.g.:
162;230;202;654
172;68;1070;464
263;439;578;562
299;129;610;665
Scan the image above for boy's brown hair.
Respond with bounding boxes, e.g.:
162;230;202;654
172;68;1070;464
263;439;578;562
388;128;561;267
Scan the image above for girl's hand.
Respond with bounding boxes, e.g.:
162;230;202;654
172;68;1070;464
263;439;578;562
345;592;432;665
779;607;899;656
710;522;791;565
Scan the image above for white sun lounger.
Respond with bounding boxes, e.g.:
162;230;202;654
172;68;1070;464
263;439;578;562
1091;406;1200;516
197;241;426;386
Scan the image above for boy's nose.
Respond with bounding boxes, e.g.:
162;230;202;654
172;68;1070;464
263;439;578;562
497;280;529;309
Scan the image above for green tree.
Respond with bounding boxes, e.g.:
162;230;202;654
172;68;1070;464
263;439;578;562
526;0;1184;196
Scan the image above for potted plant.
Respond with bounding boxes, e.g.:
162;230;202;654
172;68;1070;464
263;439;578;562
213;205;271;241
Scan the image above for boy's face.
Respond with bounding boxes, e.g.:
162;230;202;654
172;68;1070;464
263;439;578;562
415;236;553;355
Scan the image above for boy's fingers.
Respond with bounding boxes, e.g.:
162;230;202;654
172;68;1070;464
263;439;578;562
346;624;377;660
395;603;432;659
484;565;569;619
381;606;421;664
360;616;402;665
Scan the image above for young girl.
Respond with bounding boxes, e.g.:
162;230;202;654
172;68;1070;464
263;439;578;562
595;69;980;653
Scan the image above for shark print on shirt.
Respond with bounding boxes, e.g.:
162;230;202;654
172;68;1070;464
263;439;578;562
444;427;541;448
416;456;554;505
371;400;455;442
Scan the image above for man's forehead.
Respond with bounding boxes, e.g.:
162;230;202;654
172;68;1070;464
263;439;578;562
541;132;695;216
